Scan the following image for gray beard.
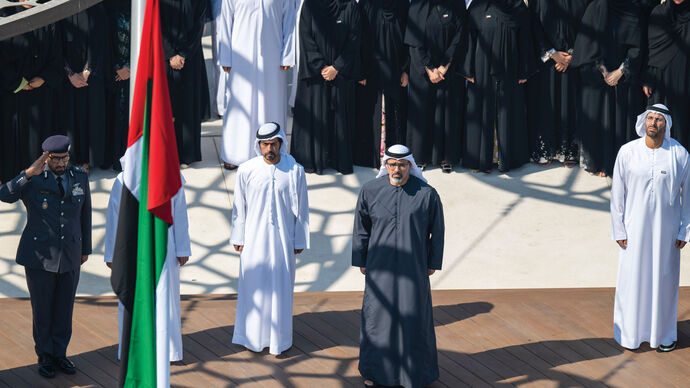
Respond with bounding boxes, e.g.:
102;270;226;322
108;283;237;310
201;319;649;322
390;176;403;184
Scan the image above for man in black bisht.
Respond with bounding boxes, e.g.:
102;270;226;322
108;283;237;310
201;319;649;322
160;0;211;166
352;144;444;388
353;0;410;169
570;0;646;177
644;0;690;149
404;0;465;173
527;0;591;167
462;0;535;173
60;3;109;172
291;0;361;175
0;5;62;184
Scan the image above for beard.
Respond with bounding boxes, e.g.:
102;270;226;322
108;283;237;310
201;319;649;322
390;173;403;184
51;166;66;174
263;151;277;161
646;126;662;139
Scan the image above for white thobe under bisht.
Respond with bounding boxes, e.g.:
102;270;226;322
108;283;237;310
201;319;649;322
610;137;690;349
104;174;192;361
230;154;309;354
216;0;296;165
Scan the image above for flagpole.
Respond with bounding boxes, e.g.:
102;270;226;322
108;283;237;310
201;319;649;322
129;0;146;115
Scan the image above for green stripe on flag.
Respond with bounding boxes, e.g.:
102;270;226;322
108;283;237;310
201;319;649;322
125;80;170;388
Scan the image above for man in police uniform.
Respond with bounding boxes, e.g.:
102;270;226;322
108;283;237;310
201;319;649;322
0;135;91;378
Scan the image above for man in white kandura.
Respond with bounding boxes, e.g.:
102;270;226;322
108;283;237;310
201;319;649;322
216;0;296;170
230;122;310;354
104;171;191;361
611;103;690;352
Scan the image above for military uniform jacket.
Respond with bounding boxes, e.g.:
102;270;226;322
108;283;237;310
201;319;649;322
0;166;92;273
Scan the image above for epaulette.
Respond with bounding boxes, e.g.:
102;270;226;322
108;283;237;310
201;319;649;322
71;166;87;175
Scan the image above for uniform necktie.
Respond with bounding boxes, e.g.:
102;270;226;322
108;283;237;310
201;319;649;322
56;176;65;198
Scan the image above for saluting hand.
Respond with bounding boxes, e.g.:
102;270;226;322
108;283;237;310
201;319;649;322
25;152;49;178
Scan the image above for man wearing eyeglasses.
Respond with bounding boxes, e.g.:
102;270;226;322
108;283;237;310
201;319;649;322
352;144;445;388
0;135;92;378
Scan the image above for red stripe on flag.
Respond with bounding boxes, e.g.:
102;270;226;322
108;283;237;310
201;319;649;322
127;0;180;224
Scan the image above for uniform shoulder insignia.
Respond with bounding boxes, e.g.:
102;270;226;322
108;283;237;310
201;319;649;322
71;166;86;174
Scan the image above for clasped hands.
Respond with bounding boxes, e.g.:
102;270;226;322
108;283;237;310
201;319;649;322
426;64;450;84
68;69;91;88
551;51;572;73
321;65;338;81
169;55;186;70
599;65;624;87
21;77;45;91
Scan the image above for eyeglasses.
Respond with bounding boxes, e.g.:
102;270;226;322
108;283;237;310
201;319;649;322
49;154;70;162
385;162;410;169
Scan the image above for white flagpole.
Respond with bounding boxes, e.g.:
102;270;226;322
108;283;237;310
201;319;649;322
129;0;146;114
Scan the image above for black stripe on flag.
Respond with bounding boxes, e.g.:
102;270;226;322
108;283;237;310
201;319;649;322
110;184;140;386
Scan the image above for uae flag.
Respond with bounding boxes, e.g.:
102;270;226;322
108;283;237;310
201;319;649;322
110;0;181;387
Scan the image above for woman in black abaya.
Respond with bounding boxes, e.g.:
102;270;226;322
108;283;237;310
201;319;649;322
527;0;591;166
571;0;646;177
404;0;465;172
462;0;535;173
291;0;361;175
353;0;410;169
644;0;690;148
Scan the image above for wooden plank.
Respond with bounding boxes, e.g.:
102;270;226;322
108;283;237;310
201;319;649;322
0;289;689;388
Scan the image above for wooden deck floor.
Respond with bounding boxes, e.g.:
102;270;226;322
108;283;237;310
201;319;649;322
0;288;688;388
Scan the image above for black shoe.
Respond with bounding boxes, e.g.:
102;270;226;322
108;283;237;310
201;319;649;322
37;354;55;378
55;356;76;374
657;341;677;352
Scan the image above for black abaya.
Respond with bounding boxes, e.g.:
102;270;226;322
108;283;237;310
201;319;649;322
354;0;410;168
160;0;210;165
291;0;361;175
60;4;109;168
0;15;62;183
462;0;534;172
404;0;465;167
645;0;690;148
104;0;131;171
527;0;591;163
571;0;646;176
